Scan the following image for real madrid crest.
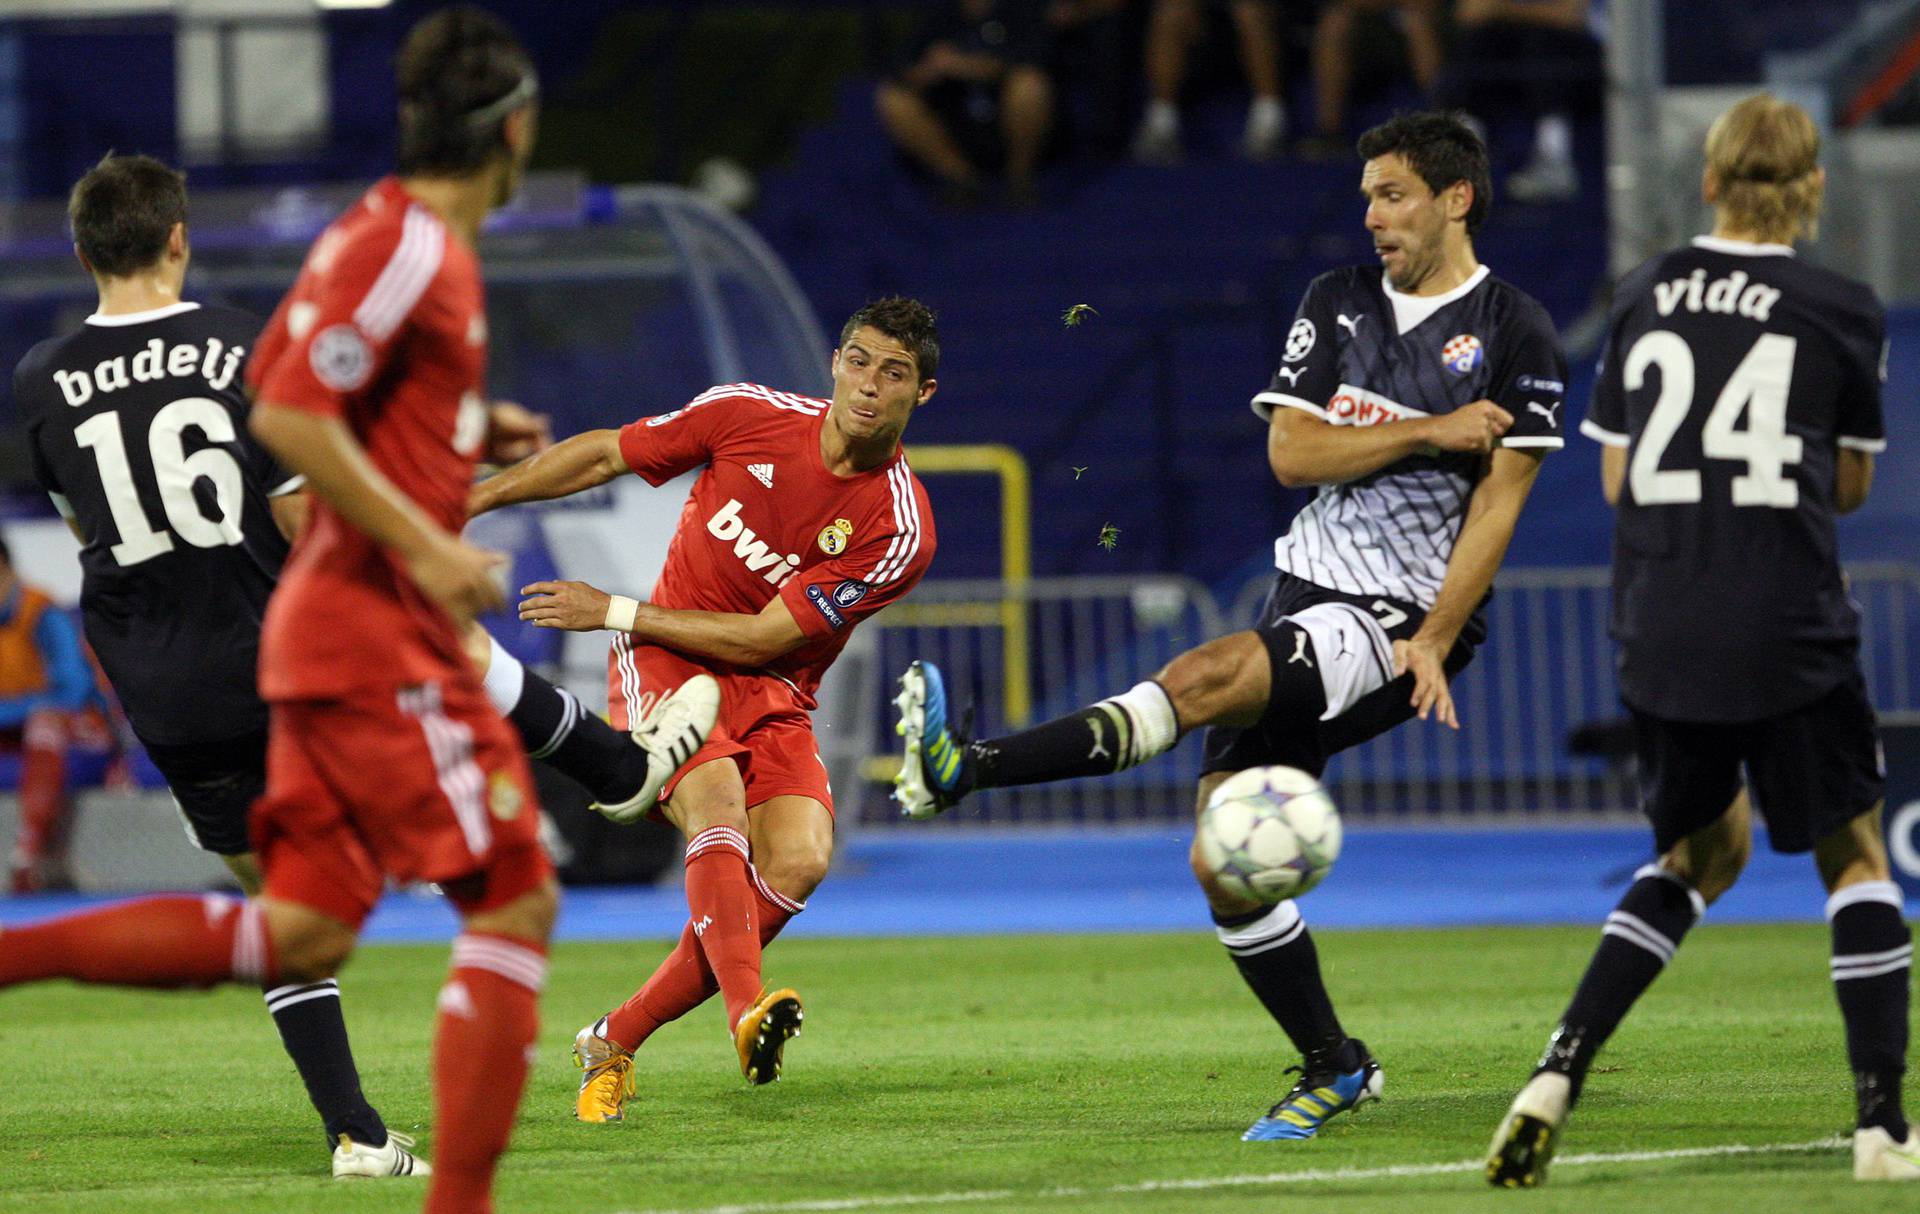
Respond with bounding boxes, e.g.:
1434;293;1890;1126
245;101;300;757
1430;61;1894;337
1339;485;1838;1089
818;517;854;556
488;770;524;821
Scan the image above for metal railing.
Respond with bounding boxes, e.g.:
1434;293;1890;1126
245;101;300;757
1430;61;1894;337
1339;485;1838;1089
857;563;1920;827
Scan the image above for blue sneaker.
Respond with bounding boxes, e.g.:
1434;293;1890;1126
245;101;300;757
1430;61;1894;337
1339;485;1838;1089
892;661;973;819
1243;1042;1384;1141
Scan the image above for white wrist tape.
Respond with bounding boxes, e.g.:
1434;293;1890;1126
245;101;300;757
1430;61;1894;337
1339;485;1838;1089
604;595;639;633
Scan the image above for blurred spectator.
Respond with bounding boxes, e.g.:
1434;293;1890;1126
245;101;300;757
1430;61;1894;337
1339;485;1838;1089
1299;0;1443;159
1432;0;1602;202
875;0;1055;205
0;538;94;892
1132;0;1288;163
1044;0;1131;158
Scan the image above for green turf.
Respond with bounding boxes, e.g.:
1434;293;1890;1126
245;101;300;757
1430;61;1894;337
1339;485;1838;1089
0;924;1904;1213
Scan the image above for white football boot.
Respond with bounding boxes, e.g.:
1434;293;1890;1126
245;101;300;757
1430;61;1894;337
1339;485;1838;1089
331;1129;429;1179
592;674;721;823
1855;1125;1920;1180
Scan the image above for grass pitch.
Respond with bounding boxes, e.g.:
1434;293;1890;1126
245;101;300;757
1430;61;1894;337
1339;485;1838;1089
0;924;1905;1213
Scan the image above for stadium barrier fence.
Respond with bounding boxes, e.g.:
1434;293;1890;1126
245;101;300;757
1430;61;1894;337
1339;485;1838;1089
831;563;1920;827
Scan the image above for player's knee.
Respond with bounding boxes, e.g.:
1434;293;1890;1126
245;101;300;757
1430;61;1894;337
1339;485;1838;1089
269;912;357;983
1188;831;1218;885
1157;634;1265;729
759;839;831;902
511;879;561;940
1816;807;1891;890
1659;835;1747;905
1187;830;1262;914
464;877;561;945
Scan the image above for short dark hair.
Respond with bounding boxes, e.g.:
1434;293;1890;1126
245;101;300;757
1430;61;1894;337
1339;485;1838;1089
1356;112;1493;233
395;6;537;177
68;154;187;279
839;297;940;381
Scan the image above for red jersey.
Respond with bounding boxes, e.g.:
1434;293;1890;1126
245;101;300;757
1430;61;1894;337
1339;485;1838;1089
247;177;491;700
614;383;936;707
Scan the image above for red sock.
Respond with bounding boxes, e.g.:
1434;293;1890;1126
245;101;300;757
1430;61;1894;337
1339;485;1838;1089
426;932;546;1214
604;863;804;1050
11;730;69;872
685;826;763;1028
0;893;272;988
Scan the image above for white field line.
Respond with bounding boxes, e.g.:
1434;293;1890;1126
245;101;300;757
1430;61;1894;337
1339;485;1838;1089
610;1137;1846;1214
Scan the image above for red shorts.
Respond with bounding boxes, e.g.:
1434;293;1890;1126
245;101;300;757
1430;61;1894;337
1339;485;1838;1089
607;639;833;817
252;676;551;929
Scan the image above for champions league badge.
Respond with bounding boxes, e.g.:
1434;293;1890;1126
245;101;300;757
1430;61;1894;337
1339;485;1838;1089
1441;333;1483;375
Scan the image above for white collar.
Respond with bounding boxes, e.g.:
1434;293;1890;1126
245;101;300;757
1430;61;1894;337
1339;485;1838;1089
1381;264;1490;335
84;301;201;327
1690;234;1796;258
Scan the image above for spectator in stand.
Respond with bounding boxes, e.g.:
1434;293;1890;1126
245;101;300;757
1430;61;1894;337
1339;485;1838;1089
1432;0;1602;202
1131;0;1288;164
0;538;95;893
1044;0;1131;158
875;0;1055;206
1298;0;1444;159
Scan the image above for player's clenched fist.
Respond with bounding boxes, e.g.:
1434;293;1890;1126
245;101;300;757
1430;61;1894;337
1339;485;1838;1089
406;535;507;625
1422;399;1513;455
519;579;614;631
486;400;552;465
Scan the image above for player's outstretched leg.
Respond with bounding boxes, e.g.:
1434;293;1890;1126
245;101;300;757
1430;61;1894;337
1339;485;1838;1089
480;633;687;813
1487;860;1711;1186
0;892;280;988
892;659;1181;818
585;865;807;1119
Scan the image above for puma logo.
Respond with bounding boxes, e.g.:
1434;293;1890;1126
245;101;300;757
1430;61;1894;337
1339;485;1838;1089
1336;313;1363;337
1528;400;1561;427
1289;631;1315;668
1275;366;1305;387
1088;717;1112;761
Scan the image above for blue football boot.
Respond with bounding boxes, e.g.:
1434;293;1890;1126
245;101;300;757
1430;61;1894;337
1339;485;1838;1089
892;660;973;819
1243;1040;1384;1141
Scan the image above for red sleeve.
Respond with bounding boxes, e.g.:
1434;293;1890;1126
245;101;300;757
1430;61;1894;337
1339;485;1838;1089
616;386;751;486
780;471;935;639
252;213;447;418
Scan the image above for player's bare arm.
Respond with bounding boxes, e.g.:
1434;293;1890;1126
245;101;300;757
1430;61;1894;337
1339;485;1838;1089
1267;398;1513;488
268;490;310;542
467;426;626;516
1395;447;1545;728
251;402;505;623
518;579;807;667
1598;441;1626;506
1837;448;1875;514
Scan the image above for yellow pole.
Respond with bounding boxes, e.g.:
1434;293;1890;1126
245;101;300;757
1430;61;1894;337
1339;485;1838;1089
903;444;1032;725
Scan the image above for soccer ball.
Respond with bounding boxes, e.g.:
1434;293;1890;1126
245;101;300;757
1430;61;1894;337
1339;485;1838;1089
1197;765;1342;903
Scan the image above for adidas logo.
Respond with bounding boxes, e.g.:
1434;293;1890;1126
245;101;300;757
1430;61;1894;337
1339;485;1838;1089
747;463;774;489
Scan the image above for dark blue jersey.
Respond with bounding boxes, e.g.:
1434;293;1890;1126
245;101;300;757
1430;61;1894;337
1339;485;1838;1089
1585;236;1887;722
1252;264;1566;607
14;302;295;746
